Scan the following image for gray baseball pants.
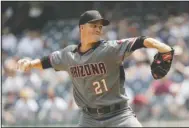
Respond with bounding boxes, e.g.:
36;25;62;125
78;106;142;127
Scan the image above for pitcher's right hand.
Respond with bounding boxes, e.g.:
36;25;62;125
17;58;32;72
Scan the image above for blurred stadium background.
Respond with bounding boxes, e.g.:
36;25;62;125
1;1;189;127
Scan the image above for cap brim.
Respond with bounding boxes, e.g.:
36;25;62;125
88;18;110;26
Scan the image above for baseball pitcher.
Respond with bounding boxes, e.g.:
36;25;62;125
17;10;174;127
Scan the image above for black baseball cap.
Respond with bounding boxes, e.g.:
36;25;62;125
79;10;110;26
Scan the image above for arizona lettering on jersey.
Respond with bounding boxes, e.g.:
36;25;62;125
69;62;107;78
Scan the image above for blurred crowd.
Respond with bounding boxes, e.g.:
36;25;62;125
2;2;189;126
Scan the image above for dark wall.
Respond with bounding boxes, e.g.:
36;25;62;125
2;1;189;35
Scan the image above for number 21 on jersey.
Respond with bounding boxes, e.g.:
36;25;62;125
93;79;108;95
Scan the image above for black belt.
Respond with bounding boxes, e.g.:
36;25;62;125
83;102;128;115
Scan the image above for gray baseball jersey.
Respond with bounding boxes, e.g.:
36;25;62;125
49;38;137;108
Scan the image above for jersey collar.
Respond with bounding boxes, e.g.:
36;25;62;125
73;40;103;55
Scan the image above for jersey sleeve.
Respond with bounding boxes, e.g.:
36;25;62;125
108;36;146;61
49;47;70;71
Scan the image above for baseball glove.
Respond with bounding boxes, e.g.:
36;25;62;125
151;48;174;79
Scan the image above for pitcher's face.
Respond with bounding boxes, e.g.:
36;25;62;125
80;20;103;44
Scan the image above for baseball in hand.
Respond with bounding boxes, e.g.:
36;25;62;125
17;58;32;71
